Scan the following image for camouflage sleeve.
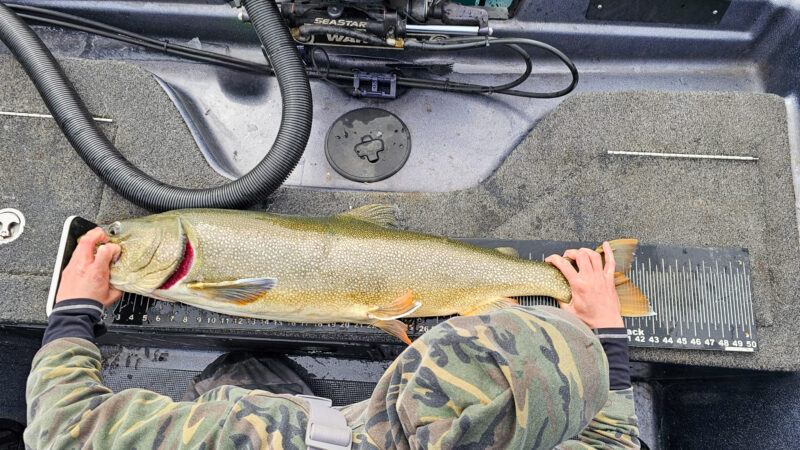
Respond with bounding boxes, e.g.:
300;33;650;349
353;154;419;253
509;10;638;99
556;388;640;449
25;337;311;449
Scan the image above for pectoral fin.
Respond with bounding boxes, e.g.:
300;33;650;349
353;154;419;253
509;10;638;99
368;291;422;320
459;297;518;316
186;278;276;305
338;204;398;228
373;320;412;345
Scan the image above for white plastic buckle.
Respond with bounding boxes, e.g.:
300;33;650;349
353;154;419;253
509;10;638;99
297;394;352;450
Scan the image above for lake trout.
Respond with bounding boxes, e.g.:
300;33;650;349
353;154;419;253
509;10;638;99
103;206;651;343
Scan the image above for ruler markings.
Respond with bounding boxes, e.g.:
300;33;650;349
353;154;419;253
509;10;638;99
656;259;673;334
707;261;715;335
738;266;747;335
646;261;655;334
713;260;724;338
734;266;744;334
682;259;689;334
639;259;656;335
719;262;728;333
660;258;668;333
740;264;749;337
699;259;710;337
730;262;740;339
742;267;756;336
665;261;673;333
713;260;722;336
648;258;659;329
671;259;682;336
676;259;685;336
107;242;757;352
633;259;644;332
701;260;712;332
663;260;671;333
727;262;736;337
689;262;697;334
741;264;751;337
710;260;719;329
724;262;734;335
718;260;730;331
668;259;677;334
728;263;736;335
684;262;696;337
653;261;669;334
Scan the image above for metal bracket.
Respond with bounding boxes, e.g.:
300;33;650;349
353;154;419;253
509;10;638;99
353;72;397;99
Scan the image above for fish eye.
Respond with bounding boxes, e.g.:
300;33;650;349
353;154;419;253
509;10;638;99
108;222;121;236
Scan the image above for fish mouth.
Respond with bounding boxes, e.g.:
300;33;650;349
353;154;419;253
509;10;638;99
157;233;194;291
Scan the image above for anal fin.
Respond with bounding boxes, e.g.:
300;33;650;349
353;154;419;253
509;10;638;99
459;297;518;316
368;291;422;320
373;320;412;345
186;278;276;305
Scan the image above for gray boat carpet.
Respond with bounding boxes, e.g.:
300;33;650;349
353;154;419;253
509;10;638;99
1;55;798;370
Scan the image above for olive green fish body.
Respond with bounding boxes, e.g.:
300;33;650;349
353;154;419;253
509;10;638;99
105;207;574;340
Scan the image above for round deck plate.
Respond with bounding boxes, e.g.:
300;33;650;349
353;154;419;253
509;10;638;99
325;108;411;183
0;208;25;245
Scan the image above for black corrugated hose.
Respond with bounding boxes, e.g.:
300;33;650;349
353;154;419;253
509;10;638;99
0;0;312;211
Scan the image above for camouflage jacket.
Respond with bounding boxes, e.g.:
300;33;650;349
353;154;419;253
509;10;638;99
26;306;639;449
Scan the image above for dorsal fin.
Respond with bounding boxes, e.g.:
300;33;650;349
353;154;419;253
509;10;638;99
494;247;519;258
338;204;398;228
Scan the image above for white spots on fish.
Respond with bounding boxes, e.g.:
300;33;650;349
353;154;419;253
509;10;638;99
115;209;569;321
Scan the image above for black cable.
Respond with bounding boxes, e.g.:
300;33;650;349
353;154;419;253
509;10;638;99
14;12;265;73
404;36;579;98
8;4;267;71
308;46;351;89
7;4;577;98
0;0;312;211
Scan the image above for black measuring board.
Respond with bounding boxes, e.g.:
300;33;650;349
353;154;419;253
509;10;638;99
101;239;758;352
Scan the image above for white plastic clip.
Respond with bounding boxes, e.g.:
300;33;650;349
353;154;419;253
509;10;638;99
297;395;352;450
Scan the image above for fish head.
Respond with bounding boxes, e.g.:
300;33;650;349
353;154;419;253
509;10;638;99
103;214;189;295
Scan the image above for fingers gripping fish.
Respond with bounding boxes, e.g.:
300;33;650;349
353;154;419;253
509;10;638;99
103;205;650;344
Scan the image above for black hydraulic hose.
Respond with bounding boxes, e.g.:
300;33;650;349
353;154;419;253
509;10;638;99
0;0;312;211
7;4;577;99
298;24;391;47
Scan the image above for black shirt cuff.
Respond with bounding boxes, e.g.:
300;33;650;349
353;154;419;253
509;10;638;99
593;327;631;391
42;298;107;346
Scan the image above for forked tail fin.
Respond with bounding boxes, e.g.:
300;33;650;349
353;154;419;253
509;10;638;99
597;239;655;317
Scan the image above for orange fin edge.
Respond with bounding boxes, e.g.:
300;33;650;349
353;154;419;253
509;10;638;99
373;320;412;345
368;291;421;320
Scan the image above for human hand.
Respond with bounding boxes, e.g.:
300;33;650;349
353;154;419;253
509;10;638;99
55;227;122;307
545;241;624;329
